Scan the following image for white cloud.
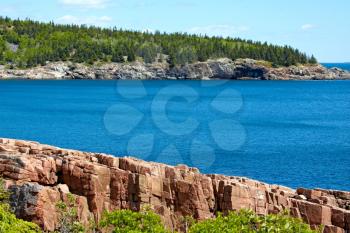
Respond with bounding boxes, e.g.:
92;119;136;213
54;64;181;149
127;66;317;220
56;15;112;26
57;15;79;22
59;0;110;9
187;25;250;37
98;16;112;22
301;24;315;31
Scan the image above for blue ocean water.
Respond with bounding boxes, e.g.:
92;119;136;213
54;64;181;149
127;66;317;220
322;63;350;71
0;80;349;191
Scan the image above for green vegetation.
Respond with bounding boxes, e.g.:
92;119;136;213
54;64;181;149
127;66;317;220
99;208;321;233
0;178;42;233
188;210;321;233
0;16;317;69
100;206;170;233
55;193;85;233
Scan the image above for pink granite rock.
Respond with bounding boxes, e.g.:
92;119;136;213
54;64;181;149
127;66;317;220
0;138;349;232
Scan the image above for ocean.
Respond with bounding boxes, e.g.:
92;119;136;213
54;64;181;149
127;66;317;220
0;80;349;190
322;63;350;71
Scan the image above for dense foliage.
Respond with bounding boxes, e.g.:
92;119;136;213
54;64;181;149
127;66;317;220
99;207;321;233
0;178;42;233
189;210;321;233
0;16;317;68
100;206;170;233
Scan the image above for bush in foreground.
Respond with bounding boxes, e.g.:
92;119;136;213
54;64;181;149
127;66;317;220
99;207;321;233
55;193;85;233
0;178;41;233
0;204;42;233
189;209;321;233
100;206;170;233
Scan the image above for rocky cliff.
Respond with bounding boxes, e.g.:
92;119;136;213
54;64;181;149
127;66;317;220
0;138;349;233
0;58;349;80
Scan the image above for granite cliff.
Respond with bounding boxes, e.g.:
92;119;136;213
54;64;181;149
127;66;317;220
1;58;349;80
0;138;349;232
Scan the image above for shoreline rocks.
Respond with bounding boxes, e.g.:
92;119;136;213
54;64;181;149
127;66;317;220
0;58;349;80
0;138;349;232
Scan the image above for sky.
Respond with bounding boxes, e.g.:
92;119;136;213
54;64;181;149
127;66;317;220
0;0;349;62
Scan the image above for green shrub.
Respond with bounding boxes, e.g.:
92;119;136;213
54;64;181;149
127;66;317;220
189;209;321;233
0;178;42;233
55;193;85;233
0;179;10;203
0;204;42;233
100;206;170;233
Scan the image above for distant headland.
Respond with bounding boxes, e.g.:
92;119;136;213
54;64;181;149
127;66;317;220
1;17;349;80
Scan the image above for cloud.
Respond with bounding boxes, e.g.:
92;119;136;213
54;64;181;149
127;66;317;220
56;15;112;26
57;15;79;22
99;16;112;22
301;24;315;31
187;25;250;37
59;0;110;9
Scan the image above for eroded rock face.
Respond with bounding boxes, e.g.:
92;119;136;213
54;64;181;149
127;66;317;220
0;58;349;80
0;138;349;232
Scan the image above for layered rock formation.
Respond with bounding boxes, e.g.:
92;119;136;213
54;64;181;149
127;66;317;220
0;58;349;80
0;138;349;232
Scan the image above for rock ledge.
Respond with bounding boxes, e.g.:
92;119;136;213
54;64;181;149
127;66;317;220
1;59;349;80
0;138;349;232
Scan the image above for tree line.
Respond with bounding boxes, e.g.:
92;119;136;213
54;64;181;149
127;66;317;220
0;17;317;68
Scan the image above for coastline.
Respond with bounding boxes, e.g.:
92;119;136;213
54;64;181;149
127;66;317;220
0;138;349;232
1;58;350;81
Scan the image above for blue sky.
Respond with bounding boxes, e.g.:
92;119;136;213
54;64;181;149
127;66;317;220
0;0;349;62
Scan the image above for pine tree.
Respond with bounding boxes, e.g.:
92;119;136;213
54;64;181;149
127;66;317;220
0;16;316;67
309;55;317;64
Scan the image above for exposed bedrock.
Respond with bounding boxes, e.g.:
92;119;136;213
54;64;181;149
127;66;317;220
0;138;349;232
1;58;349;80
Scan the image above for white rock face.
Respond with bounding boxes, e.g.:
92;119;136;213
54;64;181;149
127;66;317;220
0;58;349;80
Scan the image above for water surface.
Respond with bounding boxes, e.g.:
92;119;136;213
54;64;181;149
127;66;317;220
322;63;350;71
0;80;349;190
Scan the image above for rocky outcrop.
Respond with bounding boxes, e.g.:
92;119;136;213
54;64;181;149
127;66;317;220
0;138;349;232
0;58;349;80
